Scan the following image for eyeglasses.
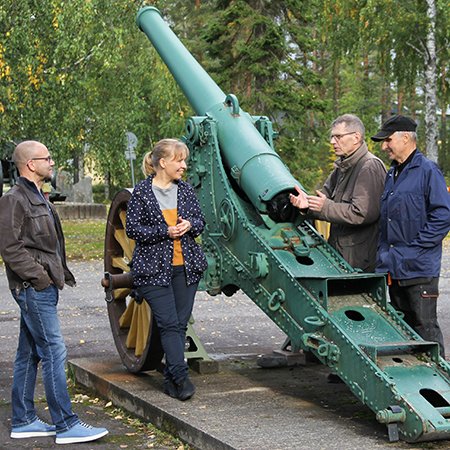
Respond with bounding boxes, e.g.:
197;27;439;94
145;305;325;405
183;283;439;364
329;132;356;141
30;156;53;163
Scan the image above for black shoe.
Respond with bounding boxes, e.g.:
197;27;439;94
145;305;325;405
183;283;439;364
177;377;195;401
164;379;178;398
327;372;344;384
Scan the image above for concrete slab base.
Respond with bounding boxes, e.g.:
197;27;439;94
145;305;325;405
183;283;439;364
68;355;409;450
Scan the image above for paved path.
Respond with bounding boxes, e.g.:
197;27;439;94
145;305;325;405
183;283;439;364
1;242;450;449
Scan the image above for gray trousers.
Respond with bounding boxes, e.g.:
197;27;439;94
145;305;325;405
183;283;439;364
389;277;445;358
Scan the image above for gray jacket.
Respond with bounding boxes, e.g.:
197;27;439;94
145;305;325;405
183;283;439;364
0;177;75;292
307;142;386;272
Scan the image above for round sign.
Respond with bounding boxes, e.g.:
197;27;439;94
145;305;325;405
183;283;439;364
125;132;138;151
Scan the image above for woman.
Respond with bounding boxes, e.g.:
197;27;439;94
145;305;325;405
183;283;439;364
126;139;207;401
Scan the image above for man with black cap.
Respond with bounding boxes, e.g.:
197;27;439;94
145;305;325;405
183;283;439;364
371;115;450;359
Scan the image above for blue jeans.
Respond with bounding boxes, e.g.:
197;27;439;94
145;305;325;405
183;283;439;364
137;266;198;385
11;284;79;432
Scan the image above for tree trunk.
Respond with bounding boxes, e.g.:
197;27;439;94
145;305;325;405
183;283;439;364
423;0;438;163
441;64;447;174
104;171;110;201
397;91;403;115
441;109;447;174
333;60;339;116
73;150;79;184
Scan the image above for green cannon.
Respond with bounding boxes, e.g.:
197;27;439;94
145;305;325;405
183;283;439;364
102;6;450;443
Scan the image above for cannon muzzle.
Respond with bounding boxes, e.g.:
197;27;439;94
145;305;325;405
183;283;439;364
136;7;303;222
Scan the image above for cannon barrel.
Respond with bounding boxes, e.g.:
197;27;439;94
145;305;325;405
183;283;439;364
136;6;300;221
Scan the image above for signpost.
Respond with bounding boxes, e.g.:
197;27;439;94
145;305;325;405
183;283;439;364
125;132;138;188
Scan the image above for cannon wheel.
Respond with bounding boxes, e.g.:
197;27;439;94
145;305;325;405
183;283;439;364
104;188;164;373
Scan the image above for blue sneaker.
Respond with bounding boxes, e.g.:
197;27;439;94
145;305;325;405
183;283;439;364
55;421;108;444
11;418;56;438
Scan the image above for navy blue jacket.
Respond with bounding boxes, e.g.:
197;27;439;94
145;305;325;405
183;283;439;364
376;149;450;279
126;176;207;287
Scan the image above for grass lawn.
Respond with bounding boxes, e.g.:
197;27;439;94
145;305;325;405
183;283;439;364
62;219;106;261
0;219;107;265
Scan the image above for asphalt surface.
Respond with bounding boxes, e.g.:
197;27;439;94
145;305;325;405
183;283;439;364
1;245;450;449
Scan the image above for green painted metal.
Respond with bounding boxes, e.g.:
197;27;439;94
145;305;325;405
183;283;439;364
136;7;450;443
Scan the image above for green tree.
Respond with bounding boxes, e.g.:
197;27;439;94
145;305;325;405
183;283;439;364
318;0;450;164
0;0;191;197
197;0;330;190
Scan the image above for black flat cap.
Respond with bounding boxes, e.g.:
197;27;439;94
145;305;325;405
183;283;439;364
371;115;417;141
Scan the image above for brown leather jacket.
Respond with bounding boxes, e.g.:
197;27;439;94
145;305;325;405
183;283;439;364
307;142;387;272
0;177;75;293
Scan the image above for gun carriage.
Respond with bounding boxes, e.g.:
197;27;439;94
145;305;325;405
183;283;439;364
102;6;450;443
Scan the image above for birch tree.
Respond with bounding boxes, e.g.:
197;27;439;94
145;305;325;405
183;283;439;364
319;0;450;164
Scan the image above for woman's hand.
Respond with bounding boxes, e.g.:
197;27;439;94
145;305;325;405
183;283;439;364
168;217;192;239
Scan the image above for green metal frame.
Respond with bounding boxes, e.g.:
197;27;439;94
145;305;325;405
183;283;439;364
136;6;450;442
188;116;450;442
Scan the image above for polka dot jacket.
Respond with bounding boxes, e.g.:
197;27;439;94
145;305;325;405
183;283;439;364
126;176;208;287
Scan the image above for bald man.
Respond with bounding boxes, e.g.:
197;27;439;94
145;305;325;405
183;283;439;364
0;141;108;444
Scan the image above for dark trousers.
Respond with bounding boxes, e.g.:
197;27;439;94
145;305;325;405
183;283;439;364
389;277;445;358
137;266;198;384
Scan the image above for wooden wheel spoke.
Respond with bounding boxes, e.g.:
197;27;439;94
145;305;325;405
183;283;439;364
114;288;132;301
112;256;130;272
119;299;151;357
114;228;134;261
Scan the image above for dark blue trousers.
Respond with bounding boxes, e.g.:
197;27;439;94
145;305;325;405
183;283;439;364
137;266;198;384
389;277;445;358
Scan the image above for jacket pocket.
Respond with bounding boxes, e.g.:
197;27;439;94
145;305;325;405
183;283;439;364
28;212;51;237
131;246;165;277
188;242;208;273
340;190;353;204
401;246;432;275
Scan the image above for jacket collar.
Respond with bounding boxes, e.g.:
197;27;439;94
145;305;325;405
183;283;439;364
388;148;422;174
15;177;47;205
334;141;369;173
141;175;181;218
405;148;422;168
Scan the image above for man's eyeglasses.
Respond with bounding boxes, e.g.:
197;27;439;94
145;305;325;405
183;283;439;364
30;156;53;163
329;132;356;141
